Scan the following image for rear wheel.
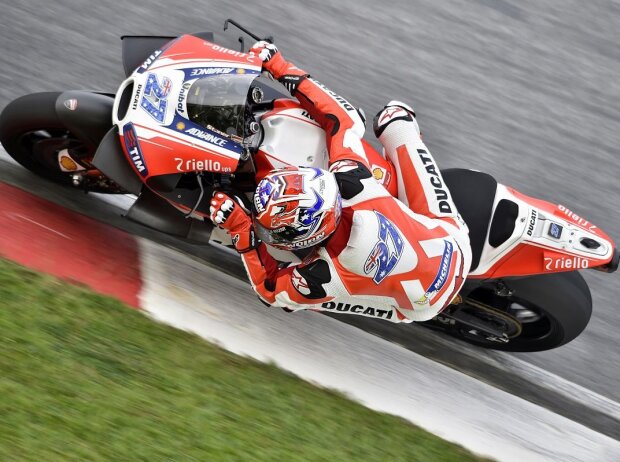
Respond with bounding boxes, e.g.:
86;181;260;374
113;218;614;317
0;92;123;193
427;271;592;352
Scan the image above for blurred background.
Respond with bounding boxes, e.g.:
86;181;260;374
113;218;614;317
0;0;618;418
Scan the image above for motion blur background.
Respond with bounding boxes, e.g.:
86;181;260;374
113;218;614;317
0;0;618;404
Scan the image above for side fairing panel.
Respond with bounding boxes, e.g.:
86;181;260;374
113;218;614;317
91;127;143;195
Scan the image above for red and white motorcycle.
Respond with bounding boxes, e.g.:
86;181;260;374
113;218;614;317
1;21;616;351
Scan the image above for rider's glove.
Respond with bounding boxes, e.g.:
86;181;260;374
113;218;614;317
249;40;279;63
209;191;259;253
249;41;308;95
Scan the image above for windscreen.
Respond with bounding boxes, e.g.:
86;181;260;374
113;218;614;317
185;73;258;138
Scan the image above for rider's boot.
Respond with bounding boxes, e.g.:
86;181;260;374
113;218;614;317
372;100;417;138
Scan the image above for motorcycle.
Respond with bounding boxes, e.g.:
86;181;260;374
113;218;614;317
1;20;617;352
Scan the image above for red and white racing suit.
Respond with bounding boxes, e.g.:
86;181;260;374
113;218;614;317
238;57;472;322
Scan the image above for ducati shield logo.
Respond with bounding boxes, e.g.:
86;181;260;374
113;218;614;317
364;211;404;284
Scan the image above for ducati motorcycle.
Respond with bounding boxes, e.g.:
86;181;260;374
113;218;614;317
1;21;617;351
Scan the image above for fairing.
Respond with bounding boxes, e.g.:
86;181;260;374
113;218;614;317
113;34;264;181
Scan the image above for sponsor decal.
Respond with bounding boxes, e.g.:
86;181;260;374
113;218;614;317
526;209;538;237
176;121;186;130
417;149;453;214
415;240;453;305
321;301;393;320
308;77;355;111
206;123;231;139
63;99;78;111
184;127;227;147
174;157;229;172
558;205;597;231
123;123;148;177
131;83;143;110
378;106;406;124
371;165;387;184
140;72;172;123
291;269;311;295
289;232;325;249
139;49;162;73
176;81;191;113
329;159;359;173
548;222;563;239
210;44;254;60
253;194;265;214
364;211;404;284
544;254;590;271
189;67;235;77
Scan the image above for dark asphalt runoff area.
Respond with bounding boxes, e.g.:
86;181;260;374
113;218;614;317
1;0;619;437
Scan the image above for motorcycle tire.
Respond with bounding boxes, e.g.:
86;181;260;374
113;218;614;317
456;270;592;352
0;92;118;193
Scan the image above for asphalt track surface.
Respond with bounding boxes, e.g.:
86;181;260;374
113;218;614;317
1;0;619;438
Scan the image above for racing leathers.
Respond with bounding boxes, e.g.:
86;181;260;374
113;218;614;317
211;43;472;323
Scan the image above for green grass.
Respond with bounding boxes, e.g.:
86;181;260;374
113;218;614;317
0;258;491;461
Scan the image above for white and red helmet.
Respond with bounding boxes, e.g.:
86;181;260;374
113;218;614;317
253;167;342;250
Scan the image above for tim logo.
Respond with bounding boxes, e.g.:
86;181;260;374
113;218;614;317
364;211;404;284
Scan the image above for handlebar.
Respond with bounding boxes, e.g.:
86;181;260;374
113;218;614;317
223;19;273;52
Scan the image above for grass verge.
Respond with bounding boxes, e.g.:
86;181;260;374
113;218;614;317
0;258;491;461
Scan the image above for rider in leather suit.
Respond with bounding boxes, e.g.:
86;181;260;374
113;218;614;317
209;42;472;323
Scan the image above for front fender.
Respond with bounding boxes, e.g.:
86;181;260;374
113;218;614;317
54;91;114;152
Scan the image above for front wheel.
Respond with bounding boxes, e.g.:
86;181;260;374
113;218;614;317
0;92;123;193
425;271;592;352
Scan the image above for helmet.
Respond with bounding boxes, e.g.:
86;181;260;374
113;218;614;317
253;167;342;250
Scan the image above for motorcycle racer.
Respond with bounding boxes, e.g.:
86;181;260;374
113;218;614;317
209;41;472;322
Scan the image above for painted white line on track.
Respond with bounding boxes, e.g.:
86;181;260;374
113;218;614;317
137;238;620;462
4;212;71;239
491;354;620;422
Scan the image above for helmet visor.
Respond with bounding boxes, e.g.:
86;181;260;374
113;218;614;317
254;221;309;249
